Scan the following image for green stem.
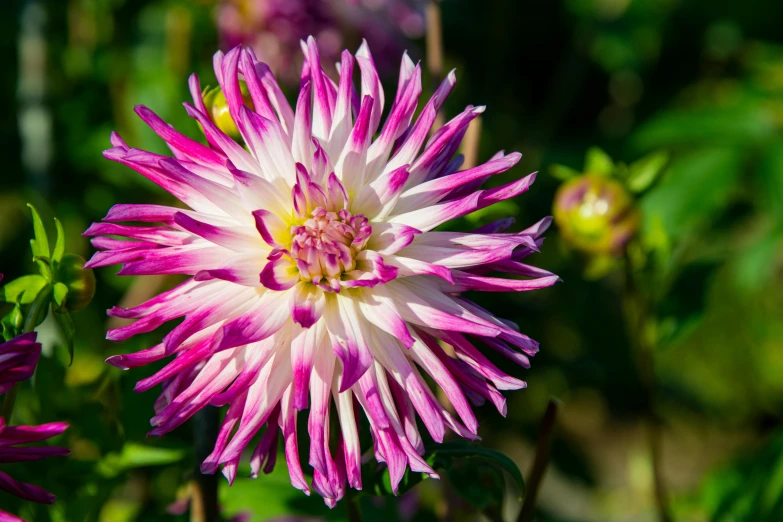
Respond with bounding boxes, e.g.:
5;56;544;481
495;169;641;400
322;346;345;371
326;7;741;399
192;406;221;522
623;250;672;522
1;288;51;422
345;488;363;522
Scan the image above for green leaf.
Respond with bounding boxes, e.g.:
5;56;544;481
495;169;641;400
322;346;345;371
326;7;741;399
53;309;75;365
52;217;65;263
53;282;69;312
448;461;505;520
27;203;50;260
550;164;581;181
632;101;776;151
584;147;614;176
22;283;52;333
97;442;186;478
640;148;742;240
626;151;669;193
426;440;526;496
1;275;48;304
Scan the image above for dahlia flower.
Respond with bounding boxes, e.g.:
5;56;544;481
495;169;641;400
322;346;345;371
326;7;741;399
86;38;557;506
0;332;69;520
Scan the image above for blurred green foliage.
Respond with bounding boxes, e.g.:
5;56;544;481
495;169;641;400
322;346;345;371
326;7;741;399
1;0;783;521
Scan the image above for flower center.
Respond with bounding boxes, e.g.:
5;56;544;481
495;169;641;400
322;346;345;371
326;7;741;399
290;207;372;290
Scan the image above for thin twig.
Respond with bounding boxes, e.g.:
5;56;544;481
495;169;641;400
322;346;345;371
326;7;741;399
461;116;482;170
192;406;221;522
517;398;560;522
426;0;445;130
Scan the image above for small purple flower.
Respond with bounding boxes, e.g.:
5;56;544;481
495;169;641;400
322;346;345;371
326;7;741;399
0;332;70;521
86;38;556;506
0;333;40;396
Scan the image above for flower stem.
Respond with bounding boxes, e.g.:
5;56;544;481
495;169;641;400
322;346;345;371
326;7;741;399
192;406;221;522
623;251;672;522
517;398;560;522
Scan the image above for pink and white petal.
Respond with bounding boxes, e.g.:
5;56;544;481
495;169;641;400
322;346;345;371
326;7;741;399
252;209;289;248
383;254;454;284
367;328;446;442
290;322;324;410
304;36;333;142
407;331;478;435
183;102;262;178
212;290;292;352
134;105;226;169
381;281;501;338
238;107;296;186
365;64;421;182
290;282;326;328
355;40;385;137
218;346;292;465
307;340;336;475
334;95;373;194
323;294;373;392
102;204;180;224
260;254;300;291
332;385;362;489
352;165;409;221
195;252;266;287
446;271;561;293
326;50;355;160
291;81;313;168
173;213;261;252
394;152;522;214
279;386;311;494
384;70;456;175
232;168;293;217
356;289;414;348
365;222;421;255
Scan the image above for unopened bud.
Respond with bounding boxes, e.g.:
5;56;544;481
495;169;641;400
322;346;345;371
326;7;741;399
554;175;639;255
202;82;254;139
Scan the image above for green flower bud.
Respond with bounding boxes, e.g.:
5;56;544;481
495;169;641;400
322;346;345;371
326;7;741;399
553;174;639;255
202;82;254;139
57;254;96;312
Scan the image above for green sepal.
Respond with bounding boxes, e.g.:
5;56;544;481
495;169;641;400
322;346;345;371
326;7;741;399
53;282;69;312
53;308;75;365
52;217;66;263
1;274;48;304
550;164;581;181
626;151;669;193
27;203;50;260
584;147;614;176
33;256;53;282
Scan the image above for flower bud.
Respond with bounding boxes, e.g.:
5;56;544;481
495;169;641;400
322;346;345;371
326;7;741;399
57;254;96;312
553;174;639;255
202;82;254;139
